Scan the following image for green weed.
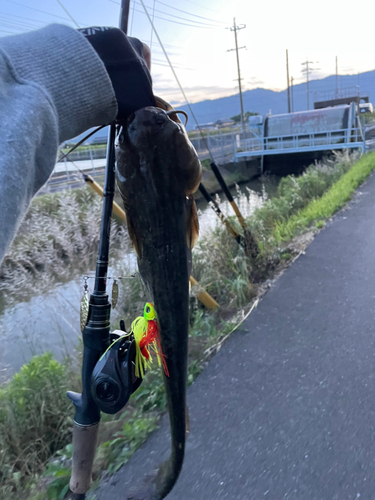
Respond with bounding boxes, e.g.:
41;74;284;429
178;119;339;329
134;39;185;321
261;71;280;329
95;410;158;474
273;152;375;242
0;353;79;499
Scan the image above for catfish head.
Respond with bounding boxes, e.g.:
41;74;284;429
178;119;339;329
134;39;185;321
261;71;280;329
115;106;202;499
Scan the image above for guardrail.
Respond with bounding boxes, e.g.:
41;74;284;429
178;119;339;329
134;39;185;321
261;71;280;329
235;127;365;159
46;124;366;194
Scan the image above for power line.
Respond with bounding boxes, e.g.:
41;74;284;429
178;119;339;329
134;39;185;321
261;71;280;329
139;0;223;26
0;11;47;26
109;0;222;28
152;58;196;70
5;0;74;22
179;0;225;16
0;16;45;31
0;23;28;33
132;6;221;28
154;0;226;25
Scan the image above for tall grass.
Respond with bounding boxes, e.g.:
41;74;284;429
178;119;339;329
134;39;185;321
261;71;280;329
0;189;127;307
192;152;365;303
249;151;357;243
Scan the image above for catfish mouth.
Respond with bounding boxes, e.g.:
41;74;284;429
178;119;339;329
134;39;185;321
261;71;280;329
115;106;202;499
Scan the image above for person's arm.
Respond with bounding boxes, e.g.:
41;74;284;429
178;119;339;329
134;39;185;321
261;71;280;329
0;24;117;261
0;24;153;263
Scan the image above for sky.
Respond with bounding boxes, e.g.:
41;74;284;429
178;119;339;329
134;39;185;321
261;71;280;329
1;0;375;106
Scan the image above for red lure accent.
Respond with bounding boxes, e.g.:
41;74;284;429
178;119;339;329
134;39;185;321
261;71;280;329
141;319;169;377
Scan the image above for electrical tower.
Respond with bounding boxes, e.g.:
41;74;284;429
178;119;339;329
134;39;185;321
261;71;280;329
301;59;319;110
227;18;246;130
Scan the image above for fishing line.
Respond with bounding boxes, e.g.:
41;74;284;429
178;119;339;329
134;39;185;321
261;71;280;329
55;0;80;28
139;0;253;248
149;0;156;49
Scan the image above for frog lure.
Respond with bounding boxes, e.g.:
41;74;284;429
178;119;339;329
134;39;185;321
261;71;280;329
132;302;169;379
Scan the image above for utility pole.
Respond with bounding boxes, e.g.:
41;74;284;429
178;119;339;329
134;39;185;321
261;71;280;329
335;56;338;98
291;76;294;112
286;49;291;113
301;59;318;110
227;18;246;130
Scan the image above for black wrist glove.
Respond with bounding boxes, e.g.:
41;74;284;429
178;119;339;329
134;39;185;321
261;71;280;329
78;27;156;120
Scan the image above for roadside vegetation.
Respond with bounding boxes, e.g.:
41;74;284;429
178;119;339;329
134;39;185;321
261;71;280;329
230;110;259;123
0;189;125;311
1;151;375;499
362;111;375;124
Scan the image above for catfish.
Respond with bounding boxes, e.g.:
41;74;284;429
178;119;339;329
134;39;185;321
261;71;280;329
116;104;202;499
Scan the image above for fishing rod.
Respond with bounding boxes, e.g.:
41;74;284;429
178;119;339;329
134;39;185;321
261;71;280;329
199;183;243;245
206;165;259;259
66;2;137;498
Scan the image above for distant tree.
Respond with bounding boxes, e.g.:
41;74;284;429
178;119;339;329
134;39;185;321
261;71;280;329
230;111;259;123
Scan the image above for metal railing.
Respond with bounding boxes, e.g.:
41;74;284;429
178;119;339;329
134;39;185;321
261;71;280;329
58;145;107;162
314;87;369;102
48;123;366;193
235;127;365;158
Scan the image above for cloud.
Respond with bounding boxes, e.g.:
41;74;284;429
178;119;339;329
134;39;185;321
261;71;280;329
152;84;238;106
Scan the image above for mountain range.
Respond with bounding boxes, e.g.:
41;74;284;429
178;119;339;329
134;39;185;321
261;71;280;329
74;69;375;142
180;69;375;130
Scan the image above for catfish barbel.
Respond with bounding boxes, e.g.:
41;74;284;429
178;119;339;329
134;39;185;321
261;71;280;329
116;104;202;499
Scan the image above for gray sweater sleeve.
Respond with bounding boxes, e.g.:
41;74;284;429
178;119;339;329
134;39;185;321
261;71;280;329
0;24;118;263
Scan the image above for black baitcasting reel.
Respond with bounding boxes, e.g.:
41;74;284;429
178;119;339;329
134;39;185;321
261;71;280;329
91;330;142;414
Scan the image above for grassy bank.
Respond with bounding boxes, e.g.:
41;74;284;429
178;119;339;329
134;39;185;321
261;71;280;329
273;152;375;242
0;189;126;310
2;151;375;499
192;151;371;305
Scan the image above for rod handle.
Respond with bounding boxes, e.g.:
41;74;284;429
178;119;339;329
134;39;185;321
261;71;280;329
69;422;99;495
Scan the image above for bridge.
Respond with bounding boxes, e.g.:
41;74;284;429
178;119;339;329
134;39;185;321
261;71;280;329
40;103;368;195
233;103;366;172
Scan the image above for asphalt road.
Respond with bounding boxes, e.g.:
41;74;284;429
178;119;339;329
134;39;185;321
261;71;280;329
97;170;375;500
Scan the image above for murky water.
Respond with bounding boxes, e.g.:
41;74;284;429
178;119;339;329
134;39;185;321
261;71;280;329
0;178;273;377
